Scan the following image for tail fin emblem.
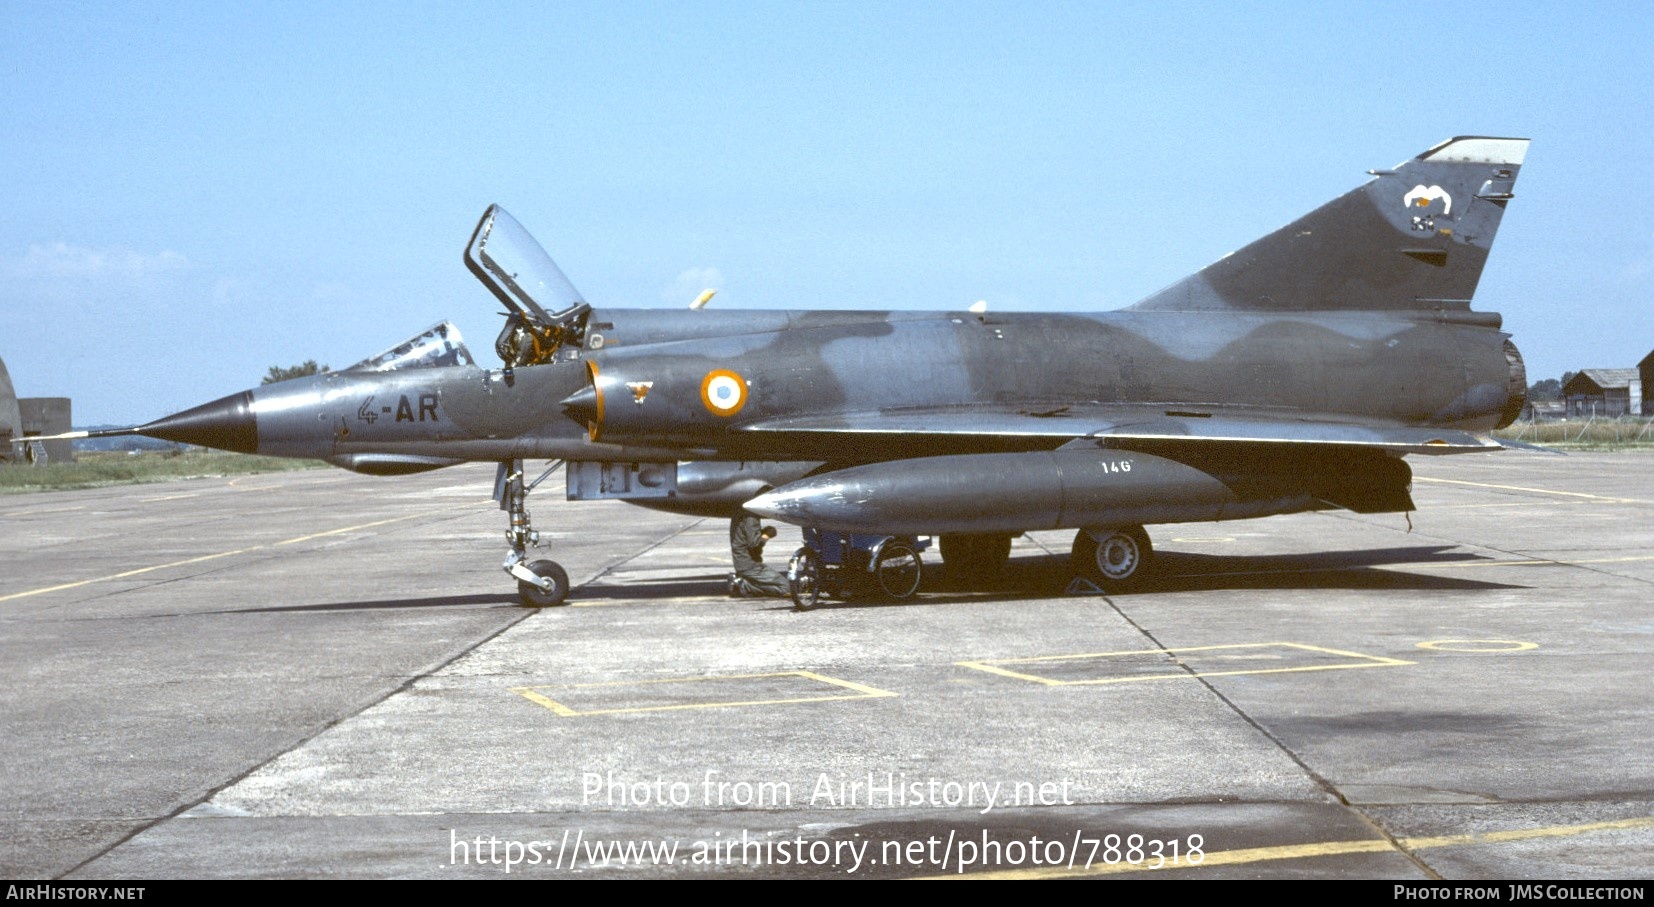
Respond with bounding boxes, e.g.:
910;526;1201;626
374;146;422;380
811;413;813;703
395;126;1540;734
1404;184;1452;215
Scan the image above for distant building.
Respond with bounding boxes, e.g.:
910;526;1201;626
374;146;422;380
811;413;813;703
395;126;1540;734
1522;400;1565;421
1562;369;1642;418
19;398;74;464
0;355;74;465
1641;350;1654;416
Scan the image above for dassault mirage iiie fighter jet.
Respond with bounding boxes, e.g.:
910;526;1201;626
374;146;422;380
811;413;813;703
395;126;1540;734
71;136;1532;605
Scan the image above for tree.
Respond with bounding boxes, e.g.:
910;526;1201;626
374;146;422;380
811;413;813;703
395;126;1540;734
262;360;330;385
1526;378;1562;402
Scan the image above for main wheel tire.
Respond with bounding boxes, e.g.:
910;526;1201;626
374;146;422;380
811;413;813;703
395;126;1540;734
1071;526;1152;592
518;559;570;607
938;533;1013;580
874;544;923;599
788;547;823;612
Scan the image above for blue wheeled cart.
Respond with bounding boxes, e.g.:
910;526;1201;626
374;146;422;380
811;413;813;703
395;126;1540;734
786;528;928;611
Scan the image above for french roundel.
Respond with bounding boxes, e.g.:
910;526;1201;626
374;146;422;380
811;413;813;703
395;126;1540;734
700;369;748;416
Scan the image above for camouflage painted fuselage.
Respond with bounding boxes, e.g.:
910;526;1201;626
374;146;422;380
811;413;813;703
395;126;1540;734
116;135;1531;537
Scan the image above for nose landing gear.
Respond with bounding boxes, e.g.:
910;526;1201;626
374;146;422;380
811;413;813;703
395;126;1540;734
498;458;570;606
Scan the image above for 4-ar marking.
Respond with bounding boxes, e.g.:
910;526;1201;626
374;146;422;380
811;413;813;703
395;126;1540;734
394;392;440;423
359;393;440;424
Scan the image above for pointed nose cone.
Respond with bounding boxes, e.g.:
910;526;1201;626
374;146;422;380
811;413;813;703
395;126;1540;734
138;390;258;453
743;492;783;521
560;386;600;429
743;486;816;525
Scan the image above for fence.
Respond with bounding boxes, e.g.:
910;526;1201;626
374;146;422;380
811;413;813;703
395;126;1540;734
1496;415;1654;447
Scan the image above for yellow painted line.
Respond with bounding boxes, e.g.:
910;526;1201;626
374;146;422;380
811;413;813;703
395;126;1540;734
0;502;490;603
1414;476;1631;501
514;688;580;717
794;669;898;699
960;662;1067;685
1416;639;1537;652
1404;815;1654;849
0;505;86;517
512;670;897;717
1544;555;1654;567
226;474;353;491
274;513;426;545
0;547;264;603
924;815;1654;879
957;642;1411;687
928;838;1394;879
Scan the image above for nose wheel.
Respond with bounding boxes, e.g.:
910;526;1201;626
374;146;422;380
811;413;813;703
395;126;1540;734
499;458;570;607
517;559;570;607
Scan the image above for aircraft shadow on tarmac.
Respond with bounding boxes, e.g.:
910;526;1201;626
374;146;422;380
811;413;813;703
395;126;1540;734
204;545;1522;614
1096;545;1529;595
580;543;1526;611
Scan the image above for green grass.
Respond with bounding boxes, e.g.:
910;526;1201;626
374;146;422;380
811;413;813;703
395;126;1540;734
0;449;327;494
1494;418;1654;450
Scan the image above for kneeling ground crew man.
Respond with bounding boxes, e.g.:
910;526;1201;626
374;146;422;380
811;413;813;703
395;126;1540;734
729;510;789;597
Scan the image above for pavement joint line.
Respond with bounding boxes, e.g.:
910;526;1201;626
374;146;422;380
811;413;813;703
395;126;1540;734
0;501;492;603
574;516;713;593
1095;590;1438;876
55;566;545;880
925;815;1654;879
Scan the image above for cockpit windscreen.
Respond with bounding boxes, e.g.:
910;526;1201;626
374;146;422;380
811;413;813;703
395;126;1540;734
347;321;475;372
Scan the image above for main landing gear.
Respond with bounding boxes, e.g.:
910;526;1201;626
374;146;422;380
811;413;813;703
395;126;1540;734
1070;525;1153;592
499;458;570;607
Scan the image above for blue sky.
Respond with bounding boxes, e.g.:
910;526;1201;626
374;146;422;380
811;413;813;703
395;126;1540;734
3;1;1651;424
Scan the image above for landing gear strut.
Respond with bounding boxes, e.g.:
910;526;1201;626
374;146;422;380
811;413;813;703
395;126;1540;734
499;458;569;606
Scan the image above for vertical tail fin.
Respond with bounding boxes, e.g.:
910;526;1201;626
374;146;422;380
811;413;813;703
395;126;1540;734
0;355;22;464
1129;136;1529;314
